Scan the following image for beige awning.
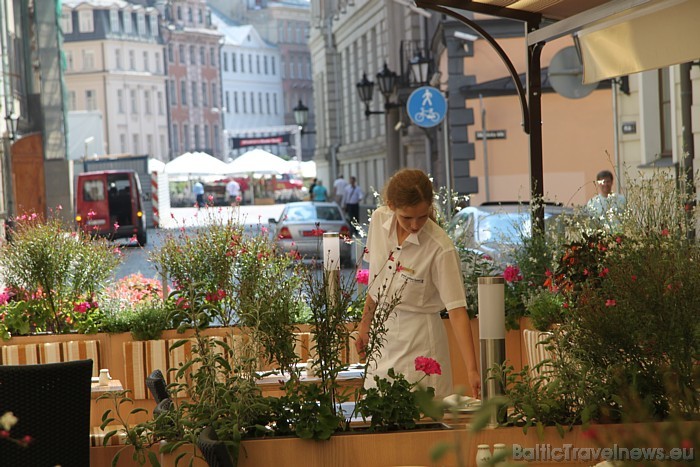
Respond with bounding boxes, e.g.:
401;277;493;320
575;0;700;83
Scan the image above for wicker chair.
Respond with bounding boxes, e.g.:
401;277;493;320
145;368;169;403
197;426;237;467
0;359;92;467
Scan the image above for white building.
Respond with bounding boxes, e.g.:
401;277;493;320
62;0;169;161
212;11;286;159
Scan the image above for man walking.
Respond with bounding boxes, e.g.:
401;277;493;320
333;174;349;205
342;176;364;228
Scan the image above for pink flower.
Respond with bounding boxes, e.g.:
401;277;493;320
503;265;522;283
414;356;441;376
113;222;120;230
73;301;91;314
661;228;670;236
598;267;609;278
87;210;96;218
605;299;616;307
356;269;369;285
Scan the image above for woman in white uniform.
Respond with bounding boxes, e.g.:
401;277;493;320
354;169;481;398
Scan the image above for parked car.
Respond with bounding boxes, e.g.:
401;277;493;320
446;202;572;266
75;170;147;245
268;201;352;265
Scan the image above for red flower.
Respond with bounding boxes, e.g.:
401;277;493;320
414;356;441;376
503;265;522;283
661;228;670;236
598;267;609;278
0;430;9;439
356;269;369;285
681;439;693;450
605;299;616;307
21;435;32;445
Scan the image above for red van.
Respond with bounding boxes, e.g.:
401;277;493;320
75;170;147;245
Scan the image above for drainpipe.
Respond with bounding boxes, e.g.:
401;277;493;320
680;62;695;240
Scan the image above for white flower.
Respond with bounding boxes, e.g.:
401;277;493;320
0;411;18;431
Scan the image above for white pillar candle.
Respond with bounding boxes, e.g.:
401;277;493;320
323;232;341;271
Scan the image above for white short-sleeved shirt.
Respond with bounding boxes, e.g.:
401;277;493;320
363;205;467;314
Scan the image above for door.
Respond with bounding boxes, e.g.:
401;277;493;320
11;133;45;216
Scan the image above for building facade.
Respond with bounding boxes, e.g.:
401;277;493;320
160;0;224;159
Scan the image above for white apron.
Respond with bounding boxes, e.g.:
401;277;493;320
365;308;453;399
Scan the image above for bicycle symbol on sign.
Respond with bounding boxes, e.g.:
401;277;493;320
414;106;441;124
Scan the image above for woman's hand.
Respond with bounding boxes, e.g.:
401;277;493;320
354;327;370;360
468;370;482;399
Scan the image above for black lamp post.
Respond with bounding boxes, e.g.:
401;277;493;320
5;113;19;141
376;62;398;98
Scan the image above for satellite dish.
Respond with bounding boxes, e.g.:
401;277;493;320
548;46;597;99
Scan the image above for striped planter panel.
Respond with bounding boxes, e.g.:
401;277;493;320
61;340;101;376
123;341;148;400
1;344;40;365
522;329;554;376
167;338;194;398
145;340;169;393
38;341;63;364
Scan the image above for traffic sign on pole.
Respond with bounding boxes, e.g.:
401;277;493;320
407;86;446;128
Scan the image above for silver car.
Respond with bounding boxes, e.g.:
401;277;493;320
268;201;352;264
446;203;572;266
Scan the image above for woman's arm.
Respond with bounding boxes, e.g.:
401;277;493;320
354;294;377;359
447;306;481;398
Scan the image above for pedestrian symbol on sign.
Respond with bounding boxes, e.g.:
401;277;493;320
407;86;446;128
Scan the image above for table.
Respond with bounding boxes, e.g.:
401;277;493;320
91;379;124;399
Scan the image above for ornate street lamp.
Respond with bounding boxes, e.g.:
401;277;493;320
293;99;309;128
376;62;398;99
409;51;431;86
5;113;19;141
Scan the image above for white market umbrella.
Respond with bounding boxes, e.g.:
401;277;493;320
285;160;316;179
148;158;166;173
227;149;288;175
165;151;230;175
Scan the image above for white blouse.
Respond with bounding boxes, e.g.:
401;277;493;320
363;205;467;314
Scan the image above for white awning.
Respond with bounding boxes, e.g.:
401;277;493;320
575;0;700;83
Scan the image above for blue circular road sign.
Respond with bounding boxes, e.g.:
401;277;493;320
407;86;446;128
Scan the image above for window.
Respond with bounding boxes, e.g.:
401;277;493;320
83;50;94;70
187;7;193;23
256;55;260;74
179;45;185;64
232;53;237;72
241;91;246;113
258;93;262;115
129;50;135;70
274;93;278;114
155;52;161;73
123;11;132;34
144;90;152;114
211;83;217;107
168;45;173;63
287;23;292;43
191;82;198;107
117;89;124;113
278;21;284;41
201;83;208;107
190;46;196;65
210;48;216;67
241;54;245;72
68;91;76;110
133;134;140;153
130;89;137;113
194;125;200;149
78;10;94;33
200;46;205;65
172;124;179;153
65;51;74;71
248;55;252;73
147;134;153;155
137;14;145;35
61;11;73;34
157;91;164;114
183;124;190;149
120;134;127;153
226;91;230;113
149;14;158;36
169;80;176;106
234;91;239;113
177;6;182;21
204;124;210;150
264;56;268;75
180;80;187;105
271;56;276;75
115;49;122;69
223;53;228;71
266;93;270;114
143;51;149;71
214;125;219;152
198;8;203;24
251;93;255;114
160;135;166;157
289;58;294;79
83;180;105;202
86;90;96;111
660;68;672;157
297;25;302;43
